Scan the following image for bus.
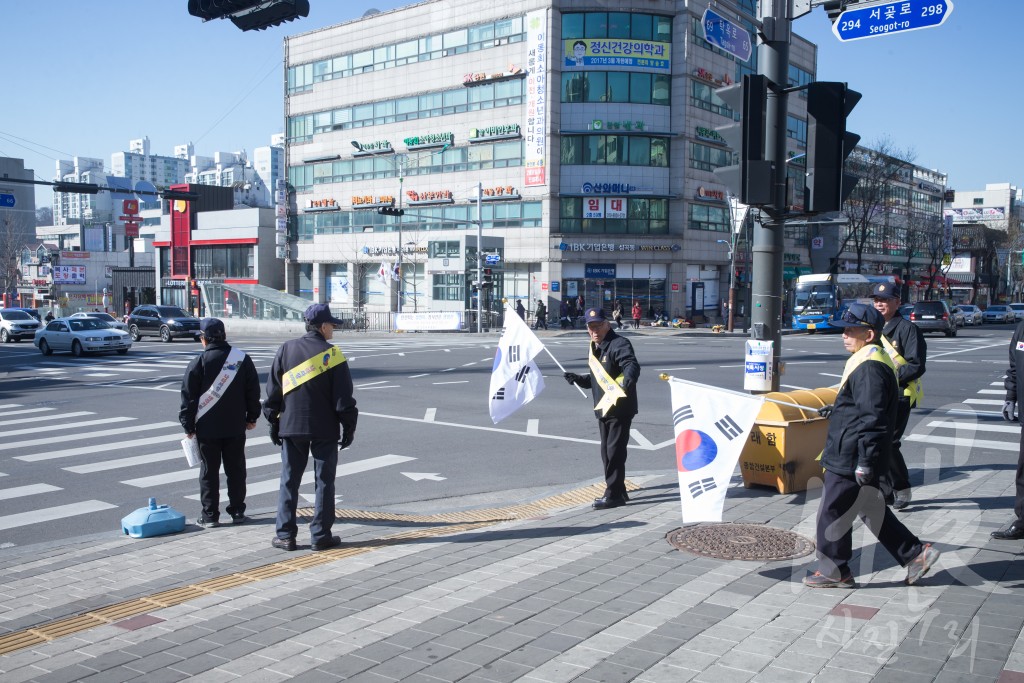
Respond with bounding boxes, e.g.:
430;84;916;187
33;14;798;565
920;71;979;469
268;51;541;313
790;273;897;332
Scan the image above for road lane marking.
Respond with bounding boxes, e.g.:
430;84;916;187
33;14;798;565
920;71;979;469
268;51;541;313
905;434;1016;451
0;411;94;428
964;399;1003;406
0;421;180;453
432;381;468;385
123;452;281;487
0;501;118;531
65;436;274;473
0;483;62;501
0;407;57;417
408;373;429;378
977;390;1004;394
526;419;539;435
0;417;135;438
424;408;436;422
17;431;185;462
923;420;1020;434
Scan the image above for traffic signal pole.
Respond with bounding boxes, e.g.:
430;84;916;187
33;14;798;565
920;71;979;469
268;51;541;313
750;0;792;392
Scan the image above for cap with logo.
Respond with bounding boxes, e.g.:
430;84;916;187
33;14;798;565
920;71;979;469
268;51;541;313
304;303;344;326
583;308;608;324
871;283;900;300
832;302;884;333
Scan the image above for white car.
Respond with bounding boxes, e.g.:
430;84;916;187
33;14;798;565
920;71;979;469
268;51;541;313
34;318;132;356
0;308;41;343
69;311;129;332
1010;303;1024;322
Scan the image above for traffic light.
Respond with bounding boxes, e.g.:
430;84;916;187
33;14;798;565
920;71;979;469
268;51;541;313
804;81;861;214
187;0;309;31
713;74;773;206
481;268;494;288
378;207;405;216
822;1;850;23
53;181;101;195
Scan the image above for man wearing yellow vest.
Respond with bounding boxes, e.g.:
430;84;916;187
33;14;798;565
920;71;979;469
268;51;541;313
563;307;641;509
872;282;926;510
264;303;358;552
806;303;939;588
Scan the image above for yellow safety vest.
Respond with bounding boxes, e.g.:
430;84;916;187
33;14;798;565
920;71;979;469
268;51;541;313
588;342;627;417
282;346;347;395
880;334;923;406
839;343;897;390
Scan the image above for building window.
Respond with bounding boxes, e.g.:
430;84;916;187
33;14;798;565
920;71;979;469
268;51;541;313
973;198;984;205
561;135;669;167
688;203;730;232
432;273;464;301
561;12;672;41
429;240;460;258
690;142;732;172
297;201;543;240
690;80;733;117
561;71;670;105
786;114;807;145
192;245;255;279
557;198;668;235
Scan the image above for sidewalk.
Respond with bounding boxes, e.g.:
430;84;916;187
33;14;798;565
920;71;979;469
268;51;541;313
1;464;1022;683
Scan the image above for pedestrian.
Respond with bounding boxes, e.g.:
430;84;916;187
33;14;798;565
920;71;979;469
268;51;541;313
576;293;585;312
534;299;548;330
563;308;641;509
872;282;926;510
807;303;940;588
44;310;54;323
631;300;642;329
264;303;358;552
559;299;570;329
516;299;526;321
994;316;1024;539
179;318;261;528
612;300;624;330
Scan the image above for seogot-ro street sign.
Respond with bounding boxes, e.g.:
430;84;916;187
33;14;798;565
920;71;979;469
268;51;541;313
833;0;954;42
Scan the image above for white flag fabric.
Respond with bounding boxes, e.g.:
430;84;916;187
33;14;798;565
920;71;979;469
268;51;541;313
376;261;391;285
489;307;546;423
669;379;764;523
391;262;401;282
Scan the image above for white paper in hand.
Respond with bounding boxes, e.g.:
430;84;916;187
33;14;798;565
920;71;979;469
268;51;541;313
181;437;201;468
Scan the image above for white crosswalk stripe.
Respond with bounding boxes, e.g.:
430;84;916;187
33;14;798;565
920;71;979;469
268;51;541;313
3;421;180;454
0;483;62;501
0;501;118;532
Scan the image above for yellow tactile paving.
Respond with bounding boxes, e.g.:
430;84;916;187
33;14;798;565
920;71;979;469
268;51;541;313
0;480;639;657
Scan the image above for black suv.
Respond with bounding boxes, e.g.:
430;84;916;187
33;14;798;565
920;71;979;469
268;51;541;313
910;300;956;337
126;305;201;342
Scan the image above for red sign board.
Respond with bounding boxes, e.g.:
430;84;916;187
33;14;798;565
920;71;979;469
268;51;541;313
671;283;680;291
125;224;139;238
541;282;548;290
122;199;139;215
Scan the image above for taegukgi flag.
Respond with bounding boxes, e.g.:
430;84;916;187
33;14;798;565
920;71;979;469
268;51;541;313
376;261;392;285
489;306;546;424
669;378;763;523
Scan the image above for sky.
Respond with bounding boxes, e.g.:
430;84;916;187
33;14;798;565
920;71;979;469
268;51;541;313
2;0;1017;211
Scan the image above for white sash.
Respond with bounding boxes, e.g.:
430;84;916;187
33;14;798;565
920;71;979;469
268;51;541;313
196;347;247;422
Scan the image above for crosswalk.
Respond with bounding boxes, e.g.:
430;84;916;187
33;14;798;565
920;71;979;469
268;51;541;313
0;400;417;539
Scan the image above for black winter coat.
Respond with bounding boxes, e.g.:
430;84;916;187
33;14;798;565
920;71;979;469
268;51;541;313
179;341;261;439
881;315;926;391
574;329;641;419
1005;321;1024;416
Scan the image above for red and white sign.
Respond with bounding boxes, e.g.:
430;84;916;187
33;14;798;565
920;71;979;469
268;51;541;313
584;197;604;219
122;199;139;215
605;197;626;219
811;236;824;249
672;283;680;291
541;282;548;290
124;224;139;238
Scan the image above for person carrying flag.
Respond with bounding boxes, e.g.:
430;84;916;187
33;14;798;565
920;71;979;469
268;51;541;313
563;308;641;509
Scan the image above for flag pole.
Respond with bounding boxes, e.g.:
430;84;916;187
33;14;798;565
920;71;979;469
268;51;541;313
659;373;817;413
543;347;588;398
504;301;588;398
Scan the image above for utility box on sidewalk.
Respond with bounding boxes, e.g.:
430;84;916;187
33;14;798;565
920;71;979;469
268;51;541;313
121;498;186;538
740;387;837;494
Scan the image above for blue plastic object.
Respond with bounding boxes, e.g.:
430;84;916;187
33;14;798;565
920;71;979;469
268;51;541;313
121;497;186;538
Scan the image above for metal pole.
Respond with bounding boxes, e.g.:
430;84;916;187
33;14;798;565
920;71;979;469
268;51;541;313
750;0;790;392
396;155;405;321
476;181;483;334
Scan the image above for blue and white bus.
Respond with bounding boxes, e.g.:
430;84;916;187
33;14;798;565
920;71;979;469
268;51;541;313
790;273;897;332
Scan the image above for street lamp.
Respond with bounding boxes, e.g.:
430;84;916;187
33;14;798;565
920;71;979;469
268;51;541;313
351;140;450;317
716;239;737;332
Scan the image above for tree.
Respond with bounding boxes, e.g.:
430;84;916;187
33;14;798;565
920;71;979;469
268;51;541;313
35;206;53;227
0;212;30;304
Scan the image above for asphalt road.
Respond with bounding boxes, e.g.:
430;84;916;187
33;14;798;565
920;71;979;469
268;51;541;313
0;321;1018;551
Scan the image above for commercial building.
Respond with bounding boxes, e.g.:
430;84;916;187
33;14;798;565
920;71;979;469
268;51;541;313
283;0;819;320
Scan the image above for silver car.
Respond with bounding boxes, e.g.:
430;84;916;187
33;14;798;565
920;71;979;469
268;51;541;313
34;318;133;356
69;311;129;332
0;308;41;343
983;305;1015;324
955;304;983;326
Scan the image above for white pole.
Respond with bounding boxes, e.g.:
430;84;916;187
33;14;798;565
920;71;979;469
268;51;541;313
476;182;483;334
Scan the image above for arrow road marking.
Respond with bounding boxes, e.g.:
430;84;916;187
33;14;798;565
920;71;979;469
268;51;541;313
401;472;446;481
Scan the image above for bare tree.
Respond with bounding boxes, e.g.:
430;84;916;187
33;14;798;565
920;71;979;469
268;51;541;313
0;211;32;304
35;206;53;227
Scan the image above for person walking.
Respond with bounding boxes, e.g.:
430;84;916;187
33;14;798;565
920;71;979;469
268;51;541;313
264;303;358;552
179;318;261;528
807;303;939;588
515;299;526;321
994;317;1024;539
612;300;624;330
559;299;570;329
534;299;548;330
563;308;641;509
871;282;926;510
631;300;642;329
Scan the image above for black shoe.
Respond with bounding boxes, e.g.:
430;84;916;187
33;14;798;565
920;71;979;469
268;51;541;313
311;535;342;551
230;513;247;525
197;516;219;529
272;537;297;551
592;496;627;510
991;524;1024;540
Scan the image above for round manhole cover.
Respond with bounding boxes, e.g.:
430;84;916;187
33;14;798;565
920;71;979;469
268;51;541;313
666;523;814;561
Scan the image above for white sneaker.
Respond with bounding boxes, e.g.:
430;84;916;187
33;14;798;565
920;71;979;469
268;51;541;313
893;489;912;511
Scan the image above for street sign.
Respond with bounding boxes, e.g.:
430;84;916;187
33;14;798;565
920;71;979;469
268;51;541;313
832;0;954;42
485;254;501;265
702;8;753;62
0;193;15;208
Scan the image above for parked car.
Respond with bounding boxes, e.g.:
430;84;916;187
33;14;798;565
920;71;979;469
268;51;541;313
909;300;956;337
0;308;42;343
956;304;983;326
70;311;129;332
983;305;1015;324
950;306;965;328
1010;303;1024;322
8;307;41;321
125;305;201;342
33;317;132;356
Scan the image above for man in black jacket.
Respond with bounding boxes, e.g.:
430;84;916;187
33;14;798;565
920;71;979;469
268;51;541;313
994;320;1024;539
563;308;640;509
179;318;261;528
808;303;939;588
872;282;926;510
264;304;358;552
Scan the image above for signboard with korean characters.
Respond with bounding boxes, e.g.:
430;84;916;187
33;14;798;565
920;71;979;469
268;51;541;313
53;265;87;285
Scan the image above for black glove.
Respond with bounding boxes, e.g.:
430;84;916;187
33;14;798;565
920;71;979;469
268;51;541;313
269;421;282;447
854;465;874;487
1003;400;1017;422
564;372;582;386
818;404;834;419
339;407;358;450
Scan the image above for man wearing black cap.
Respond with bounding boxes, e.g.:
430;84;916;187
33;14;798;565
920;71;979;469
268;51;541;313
872;282;926;510
264;303;358;551
563;307;641;509
808;303;939;588
179;318;261;528
993;320;1024;539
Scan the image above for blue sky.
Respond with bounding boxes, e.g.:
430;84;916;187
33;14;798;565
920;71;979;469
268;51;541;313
2;1;1014;209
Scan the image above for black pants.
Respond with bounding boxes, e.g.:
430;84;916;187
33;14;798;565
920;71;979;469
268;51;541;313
275;438;338;544
633;318;640;329
815;469;923;578
598;416;632;499
884;397;913;492
1014;429;1024;523
198;434;247;520
535;318;548;330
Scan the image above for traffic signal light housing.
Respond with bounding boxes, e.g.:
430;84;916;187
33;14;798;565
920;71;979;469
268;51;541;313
713;74;773;206
187;0;309;31
804;81;861;214
378;207;405;216
481;268;494;288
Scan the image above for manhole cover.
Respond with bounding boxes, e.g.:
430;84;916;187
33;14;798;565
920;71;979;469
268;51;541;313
666;523;814;561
